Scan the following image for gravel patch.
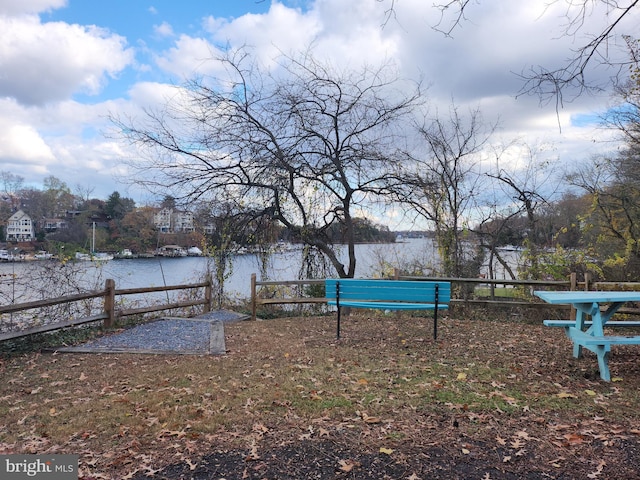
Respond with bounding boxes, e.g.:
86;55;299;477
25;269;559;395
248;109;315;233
55;310;246;355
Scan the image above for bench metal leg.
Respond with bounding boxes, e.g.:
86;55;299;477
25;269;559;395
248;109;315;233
336;281;341;340
433;284;439;340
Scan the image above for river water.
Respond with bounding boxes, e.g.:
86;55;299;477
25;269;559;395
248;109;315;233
0;238;519;304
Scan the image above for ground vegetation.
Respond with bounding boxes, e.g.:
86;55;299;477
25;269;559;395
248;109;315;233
1;312;640;478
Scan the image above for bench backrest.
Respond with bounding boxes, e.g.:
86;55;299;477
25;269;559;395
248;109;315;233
325;279;451;304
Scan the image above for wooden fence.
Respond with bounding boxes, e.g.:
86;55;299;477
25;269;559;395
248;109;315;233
4;270;640;342
0;277;212;342
250;271;640;321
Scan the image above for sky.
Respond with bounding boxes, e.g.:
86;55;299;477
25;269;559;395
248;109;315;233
0;0;637;221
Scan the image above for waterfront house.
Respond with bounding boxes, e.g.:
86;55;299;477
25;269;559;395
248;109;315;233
172;210;195;233
153;208;172;233
42;218;68;232
6;210;35;242
153;208;195;233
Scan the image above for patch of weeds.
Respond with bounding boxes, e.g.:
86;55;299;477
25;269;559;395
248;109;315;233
0;324;103;357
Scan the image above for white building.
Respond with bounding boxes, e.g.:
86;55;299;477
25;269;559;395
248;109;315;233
6;210;35;241
153;208;195;233
172;211;195;233
153;208;172;233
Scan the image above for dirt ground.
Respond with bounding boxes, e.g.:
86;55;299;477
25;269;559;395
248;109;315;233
3;309;640;479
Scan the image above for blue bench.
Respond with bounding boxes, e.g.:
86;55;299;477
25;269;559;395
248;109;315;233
325;279;451;339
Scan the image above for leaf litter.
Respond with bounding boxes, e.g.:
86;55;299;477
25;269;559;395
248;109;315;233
1;312;640;478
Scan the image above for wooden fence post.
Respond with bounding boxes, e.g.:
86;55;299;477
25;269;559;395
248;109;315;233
570;272;577;321
204;273;212;313
104;278;116;329
251;273;257;321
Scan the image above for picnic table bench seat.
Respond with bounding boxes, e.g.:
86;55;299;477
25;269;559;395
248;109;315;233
325;279;451;339
543;320;640;328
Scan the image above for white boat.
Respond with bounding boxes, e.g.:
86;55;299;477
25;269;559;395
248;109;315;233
34;251;54;260
156;245;188;257
75;251;113;262
74;222;113;262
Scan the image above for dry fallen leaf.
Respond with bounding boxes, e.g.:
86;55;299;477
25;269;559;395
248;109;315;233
556;392;576;399
379;447;394;455
338;459;360;472
586;460;606;478
564;433;584;445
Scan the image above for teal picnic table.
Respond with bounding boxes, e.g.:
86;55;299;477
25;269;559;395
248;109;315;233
534;290;640;381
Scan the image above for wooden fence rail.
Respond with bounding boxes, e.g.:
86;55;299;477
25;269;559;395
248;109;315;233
0;277;212;342
5;270;640;342
249;271;640;321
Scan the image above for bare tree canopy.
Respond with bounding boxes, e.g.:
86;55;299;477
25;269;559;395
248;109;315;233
395;105;494;277
431;0;640;107
111;48;423;278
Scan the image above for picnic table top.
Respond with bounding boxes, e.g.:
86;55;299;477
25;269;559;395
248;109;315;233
534;290;640;304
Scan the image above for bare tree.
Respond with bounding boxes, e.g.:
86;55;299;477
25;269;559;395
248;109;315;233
74;183;95;204
484;144;560;279
397;105;493;278
112;48;422;278
0;171;24;197
432;0;640;108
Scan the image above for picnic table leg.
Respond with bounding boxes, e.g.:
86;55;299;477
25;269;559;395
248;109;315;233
572;309;586;358
596;348;611;381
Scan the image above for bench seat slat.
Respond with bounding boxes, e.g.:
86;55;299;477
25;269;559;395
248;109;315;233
327;300;449;310
544;320;640;328
582;336;640;346
569;327;640;346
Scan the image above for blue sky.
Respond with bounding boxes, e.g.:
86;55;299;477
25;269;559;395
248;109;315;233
44;1;281;101
0;0;634;220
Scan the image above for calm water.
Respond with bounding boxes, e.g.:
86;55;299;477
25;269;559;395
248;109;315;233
0;239;439;303
0;238;519;304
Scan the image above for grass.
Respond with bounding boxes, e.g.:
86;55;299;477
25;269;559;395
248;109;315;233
1;311;640;478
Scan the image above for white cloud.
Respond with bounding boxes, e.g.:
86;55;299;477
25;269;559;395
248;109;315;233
155;35;220;79
0;0;631;205
153;21;174;38
0;0;66;15
204;3;321;67
0;122;55;166
0;14;134;106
